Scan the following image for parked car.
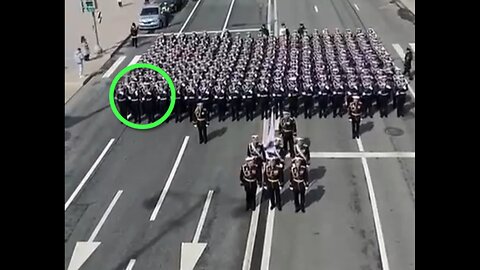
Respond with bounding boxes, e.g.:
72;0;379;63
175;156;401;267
138;4;167;30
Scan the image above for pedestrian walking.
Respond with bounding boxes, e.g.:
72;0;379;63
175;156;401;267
74;48;84;78
80;36;90;61
131;23;139;48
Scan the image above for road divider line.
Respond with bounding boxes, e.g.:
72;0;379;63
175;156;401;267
89;190;123;242
125;259;136;270
260;204;275;270
150;136;190;221
222;0;237;35
103;56;126;78
354;3;360;10
314;5;318;12
356;139;391;270
242;189;263;270
267;0;272;32
273;0;278;36
193;190;214;243
178;0;203;34
391;43;415;99
128;55;142;66
65;138;115;211
310;151;415;158
67;190;123;270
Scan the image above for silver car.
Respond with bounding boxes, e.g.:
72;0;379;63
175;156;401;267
138;4;166;30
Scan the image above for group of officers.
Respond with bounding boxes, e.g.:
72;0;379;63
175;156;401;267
114;25;410;126
239;112;313;212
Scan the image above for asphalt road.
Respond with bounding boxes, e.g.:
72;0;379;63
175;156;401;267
65;0;415;269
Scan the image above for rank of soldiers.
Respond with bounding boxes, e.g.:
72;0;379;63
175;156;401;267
240;113;312;212
114;26;409;124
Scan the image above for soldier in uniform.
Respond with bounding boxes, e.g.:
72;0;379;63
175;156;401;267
376;81;390;118
290;156;309;213
244;82;255;121
302;79;314;119
279;112;297;157
247;135;266;186
361;82;374;118
115;87;128;120
331;81;345;118
186;84;197;122
257;81;270;119
287;78;299;118
273;137;286;162
348;96;363;139
128;89;142;123
394;78;408;117
259;24;269;37
294;137;310;165
240;157;261;211
272;79;285;119
158;86;169;121
316;79;330;118
229;83;242;121
214;82;227;122
264;157;285;211
193;103;209;144
175;85;185;122
142;89;155;123
403;47;413;80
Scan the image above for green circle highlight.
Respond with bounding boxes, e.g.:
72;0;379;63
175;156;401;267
109;63;176;130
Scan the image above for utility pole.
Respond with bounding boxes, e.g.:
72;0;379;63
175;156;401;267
81;0;103;54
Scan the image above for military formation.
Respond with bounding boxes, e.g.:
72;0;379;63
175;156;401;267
239;113;312;213
114;25;411;126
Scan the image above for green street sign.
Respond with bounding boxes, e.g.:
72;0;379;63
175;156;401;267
81;0;96;13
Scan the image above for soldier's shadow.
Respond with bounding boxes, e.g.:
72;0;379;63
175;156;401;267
359;121;374;136
207;127;228;141
280;166;326;208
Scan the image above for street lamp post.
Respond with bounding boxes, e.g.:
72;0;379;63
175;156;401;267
81;0;103;54
91;10;103;54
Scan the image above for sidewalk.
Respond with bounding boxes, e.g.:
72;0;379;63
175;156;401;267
65;0;143;103
398;0;415;14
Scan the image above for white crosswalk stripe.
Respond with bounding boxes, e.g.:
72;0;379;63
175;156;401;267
102;55;126;78
409;43;415;52
128;55;142;66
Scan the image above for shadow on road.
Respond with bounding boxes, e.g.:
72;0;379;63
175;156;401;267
207;127;228;141
359;121;374;136
280;165;326;208
65;105;110;129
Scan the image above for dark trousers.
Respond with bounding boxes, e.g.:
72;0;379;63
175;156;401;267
132;36;138;47
244;182;257;211
273;98;284;118
84;54;90;61
145;101;154;123
403;63;412;78
351;116;361;139
303;96;313;119
289;97;298;117
378;97;389;117
130;102;141;123
396;95;406;117
362;99;373;118
292;181;306;211
317;97;328;118
260;98;269;119
283;133;295;157
175;99;184;122
197;122;208;143
187;100;196;121
118;101;128;119
231;99;241;121
332;100;343;117
245;100;255;121
267;181;282;210
217;100;227;121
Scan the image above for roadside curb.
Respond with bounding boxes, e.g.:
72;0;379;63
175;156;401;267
65;34;132;105
396;0;415;16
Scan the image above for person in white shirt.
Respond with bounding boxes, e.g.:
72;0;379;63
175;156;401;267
74;48;84;78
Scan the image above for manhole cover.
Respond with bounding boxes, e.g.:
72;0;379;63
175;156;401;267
385;127;404;136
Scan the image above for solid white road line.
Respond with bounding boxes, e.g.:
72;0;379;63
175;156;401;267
314;5;318;13
273;0;278;36
260;204;275;270
65;138;115;211
150;136;190;221
138;28;262;37
128;55;142;66
391;44;416;99
354;3;360;10
88;190;123;242
125;259;136;270
222;0;237;34
310;152;415;158
242;189;263;270
178;0;203;34
356;139;391;270
409;43;415;52
103;56;126;78
192;190;214;243
267;0;272;33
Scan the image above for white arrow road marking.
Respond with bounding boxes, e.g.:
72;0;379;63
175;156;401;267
67;190;123;270
180;190;214;270
150;136;190;221
65;138;115;211
356;139;391;270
